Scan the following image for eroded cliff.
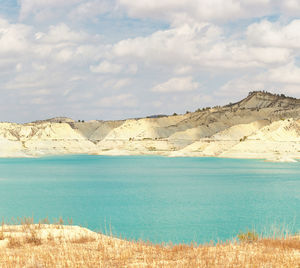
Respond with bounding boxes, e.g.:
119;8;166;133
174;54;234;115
1;92;300;161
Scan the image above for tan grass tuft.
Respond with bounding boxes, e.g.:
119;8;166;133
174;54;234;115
71;235;96;244
7;236;22;248
25;229;42;246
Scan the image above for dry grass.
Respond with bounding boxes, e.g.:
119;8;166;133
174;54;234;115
0;230;4;241
7;236;22;248
71;235;96;244
0;219;299;267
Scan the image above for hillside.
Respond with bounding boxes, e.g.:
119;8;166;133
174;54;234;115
0;91;300;161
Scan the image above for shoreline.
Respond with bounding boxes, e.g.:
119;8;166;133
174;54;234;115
0;151;299;163
1;223;299;267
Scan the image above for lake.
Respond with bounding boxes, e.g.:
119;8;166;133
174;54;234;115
0;155;299;244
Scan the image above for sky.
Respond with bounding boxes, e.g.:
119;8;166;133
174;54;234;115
1;0;300;123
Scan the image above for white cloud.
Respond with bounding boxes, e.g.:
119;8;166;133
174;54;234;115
117;0;300;26
219;62;300;99
19;0;114;22
0;18;32;55
15;0;300;26
174;66;193;75
126;64;138;74
30;24;106;64
118;0;275;25
152;76;199;93
68;1;112;21
55;48;74;62
280;0;300;15
219;77;266;98
264;62;300;84
247;19;300;49
90;61;122;74
32;63;47;71
19;0;268;24
102;78;132;89
113;78;132;89
98;93;137;107
113;22;291;71
16;63;23;72
1;1;300;122
19;0;81;20
113;23;222;66
5;73;50;90
36;24;88;43
246;47;291;65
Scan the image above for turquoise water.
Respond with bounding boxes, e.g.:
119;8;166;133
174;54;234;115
0;155;299;244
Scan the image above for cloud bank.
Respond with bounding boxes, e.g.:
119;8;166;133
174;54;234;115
0;0;300;122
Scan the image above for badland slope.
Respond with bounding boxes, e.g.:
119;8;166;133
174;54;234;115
1;91;300;161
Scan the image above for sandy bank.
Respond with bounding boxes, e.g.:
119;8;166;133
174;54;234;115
0;224;299;267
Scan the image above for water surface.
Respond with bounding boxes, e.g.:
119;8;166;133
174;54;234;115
0;155;299;244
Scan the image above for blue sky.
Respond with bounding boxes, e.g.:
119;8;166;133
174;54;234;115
0;0;300;123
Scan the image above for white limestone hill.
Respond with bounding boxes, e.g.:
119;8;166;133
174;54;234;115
0;91;300;161
219;119;300;162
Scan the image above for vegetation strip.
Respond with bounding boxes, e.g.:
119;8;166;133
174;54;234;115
0;217;299;267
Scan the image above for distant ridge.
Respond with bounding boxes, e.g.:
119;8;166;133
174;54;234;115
0;91;300;162
227;91;300;110
31;117;75;124
27;92;300;124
